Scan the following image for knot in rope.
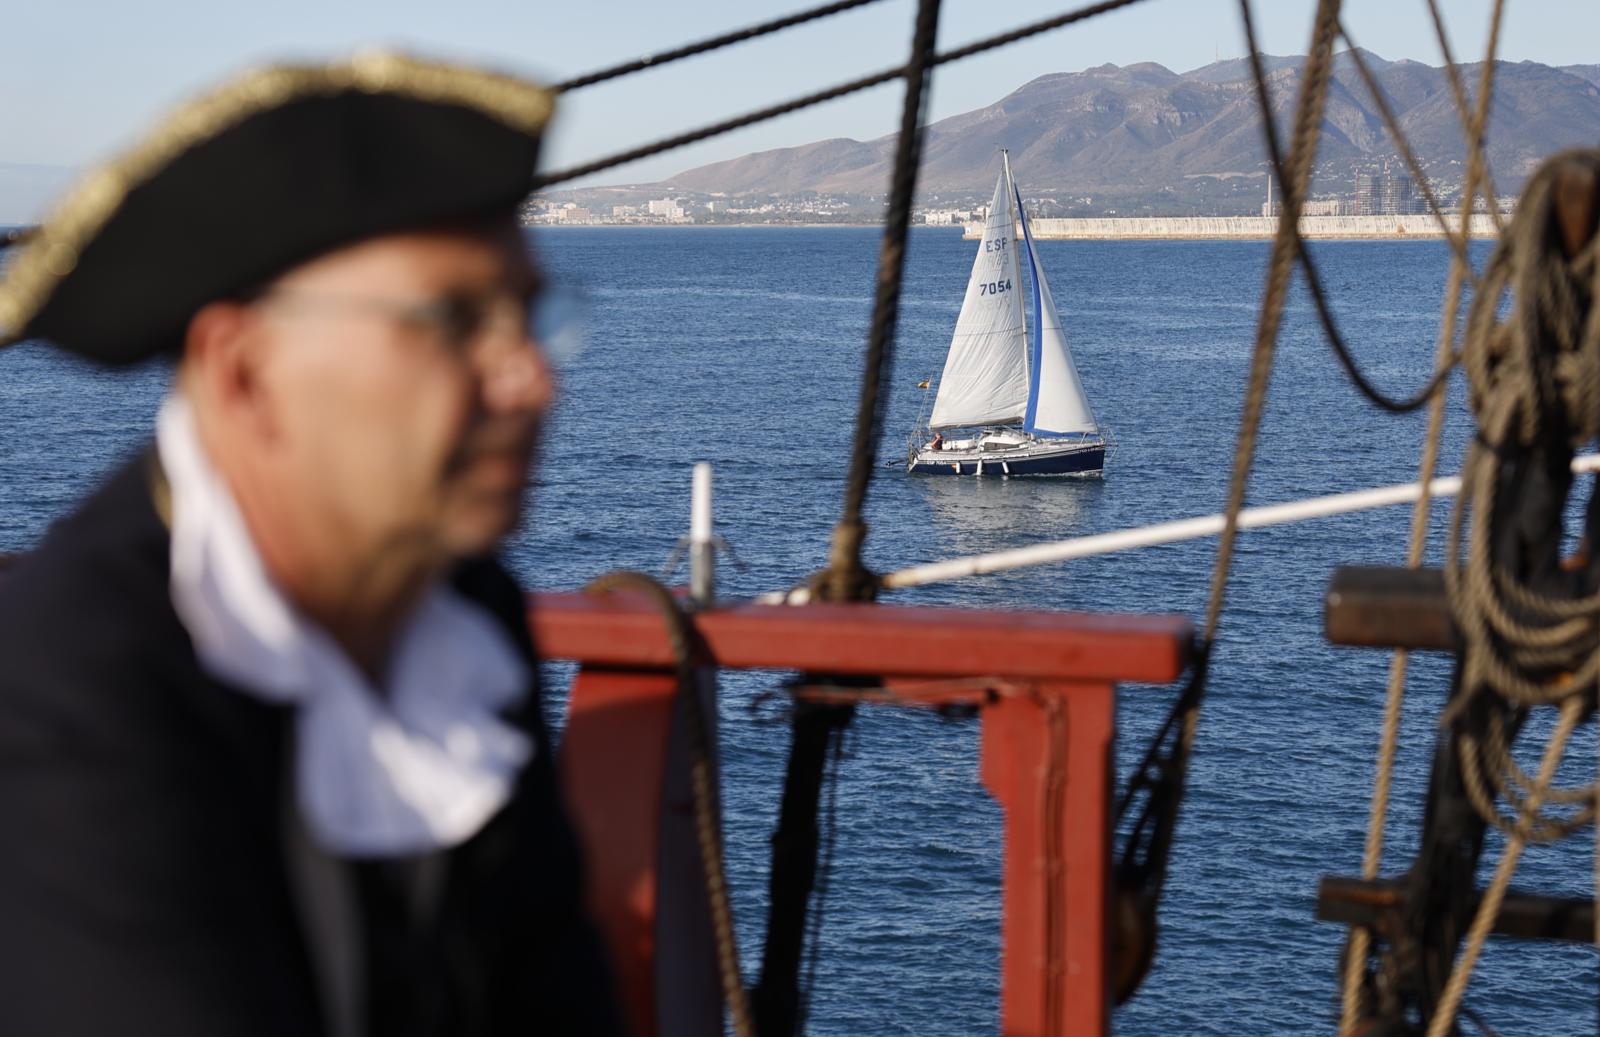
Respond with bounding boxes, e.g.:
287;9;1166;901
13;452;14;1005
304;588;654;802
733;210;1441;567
813;519;880;604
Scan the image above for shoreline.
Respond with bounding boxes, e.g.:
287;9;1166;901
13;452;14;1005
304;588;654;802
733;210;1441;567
972;213;1500;241
527;215;1500;239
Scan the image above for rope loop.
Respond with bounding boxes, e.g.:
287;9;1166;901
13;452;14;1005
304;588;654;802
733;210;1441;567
583;571;755;1037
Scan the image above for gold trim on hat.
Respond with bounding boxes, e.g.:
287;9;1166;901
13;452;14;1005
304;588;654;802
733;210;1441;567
0;51;554;341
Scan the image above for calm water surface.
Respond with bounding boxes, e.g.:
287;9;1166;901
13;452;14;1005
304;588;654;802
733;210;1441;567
2;228;1593;1035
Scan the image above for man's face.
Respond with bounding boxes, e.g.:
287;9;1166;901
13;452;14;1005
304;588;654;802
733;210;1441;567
240;222;552;564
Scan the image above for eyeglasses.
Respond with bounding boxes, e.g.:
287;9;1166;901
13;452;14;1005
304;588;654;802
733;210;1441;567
252;284;585;364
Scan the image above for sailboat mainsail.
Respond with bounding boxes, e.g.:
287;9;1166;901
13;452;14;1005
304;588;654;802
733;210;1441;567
927;166;1030;431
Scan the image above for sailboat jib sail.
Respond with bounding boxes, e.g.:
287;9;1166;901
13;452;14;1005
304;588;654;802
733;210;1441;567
1013;179;1098;437
927;168;1029;431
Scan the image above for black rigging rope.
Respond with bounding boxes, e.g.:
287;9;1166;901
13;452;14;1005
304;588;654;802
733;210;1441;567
553;0;891;94
821;0;942;601
531;0;1156;190
1239;4;1456;414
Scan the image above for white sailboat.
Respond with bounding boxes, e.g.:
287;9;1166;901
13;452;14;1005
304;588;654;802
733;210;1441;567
908;151;1106;477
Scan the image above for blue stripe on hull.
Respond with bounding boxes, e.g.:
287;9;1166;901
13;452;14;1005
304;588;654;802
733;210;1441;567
909;445;1104;477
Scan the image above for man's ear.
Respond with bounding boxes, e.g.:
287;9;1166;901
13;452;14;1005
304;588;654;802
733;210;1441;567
183;301;275;437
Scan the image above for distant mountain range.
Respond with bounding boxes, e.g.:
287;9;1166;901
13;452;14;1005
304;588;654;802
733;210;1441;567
641;51;1600;214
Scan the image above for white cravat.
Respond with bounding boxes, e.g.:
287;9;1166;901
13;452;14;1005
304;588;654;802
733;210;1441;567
156;395;533;858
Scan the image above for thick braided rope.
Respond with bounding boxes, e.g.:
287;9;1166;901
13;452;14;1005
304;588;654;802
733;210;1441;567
1130;0;1340;940
1340;6;1507;1027
821;0;942;604
1424;0;1506;233
1442;153;1600;839
584;572;754;1037
1423;695;1585;1037
1340;239;1476;1036
1128;0;1343;918
1204;0;1342;643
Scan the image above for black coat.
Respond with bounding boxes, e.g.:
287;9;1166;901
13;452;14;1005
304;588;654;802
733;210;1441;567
0;452;619;1036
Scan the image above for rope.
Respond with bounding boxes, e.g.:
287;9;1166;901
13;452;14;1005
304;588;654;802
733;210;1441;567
1423;695;1586;1037
1422;0;1505;233
817;0;941;603
1203;0;1341;645
758;6;939;1034
1337;3;1506;1025
794;723;847;1034
1335;27;1479;275
1422;147;1600;1033
1239;3;1456;415
553;0;890;93
531;0;1155;189
1104;0;1346;994
1443;152;1600;811
584;571;754;1037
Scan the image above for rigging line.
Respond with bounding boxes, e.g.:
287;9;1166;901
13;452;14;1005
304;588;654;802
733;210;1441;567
1337;8;1498;1026
1335;26;1479;274
1340;204;1477;1037
553;0;891;93
1422;0;1505;232
1202;0;1343;646
531;0;1157;189
1240;3;1455;414
823;0;943;602
755;8;940;1037
794;723;846;1034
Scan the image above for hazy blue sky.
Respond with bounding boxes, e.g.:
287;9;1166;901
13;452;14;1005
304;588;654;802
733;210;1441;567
3;0;1594;196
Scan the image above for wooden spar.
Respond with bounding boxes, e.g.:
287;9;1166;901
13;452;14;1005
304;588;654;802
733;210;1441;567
538;591;1192;1037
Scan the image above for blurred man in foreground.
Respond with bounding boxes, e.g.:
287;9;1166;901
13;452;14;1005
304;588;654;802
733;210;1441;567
0;53;617;1036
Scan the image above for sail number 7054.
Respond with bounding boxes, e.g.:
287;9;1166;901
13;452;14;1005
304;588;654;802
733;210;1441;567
978;279;1013;296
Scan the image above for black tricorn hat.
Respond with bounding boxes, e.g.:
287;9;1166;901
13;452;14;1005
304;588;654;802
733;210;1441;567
0;51;553;364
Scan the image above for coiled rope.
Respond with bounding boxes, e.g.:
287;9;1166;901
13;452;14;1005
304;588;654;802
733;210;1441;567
1444;150;1600;834
1420;149;1600;1037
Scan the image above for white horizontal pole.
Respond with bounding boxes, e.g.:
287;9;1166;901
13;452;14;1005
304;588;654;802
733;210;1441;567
867;453;1600;593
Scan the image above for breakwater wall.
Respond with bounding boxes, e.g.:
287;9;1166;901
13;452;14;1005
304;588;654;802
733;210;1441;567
963;214;1499;240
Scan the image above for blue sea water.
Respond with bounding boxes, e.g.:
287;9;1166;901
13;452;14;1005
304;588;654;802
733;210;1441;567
1;227;1595;1035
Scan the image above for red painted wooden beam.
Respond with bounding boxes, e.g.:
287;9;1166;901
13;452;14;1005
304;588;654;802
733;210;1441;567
530;592;1193;683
